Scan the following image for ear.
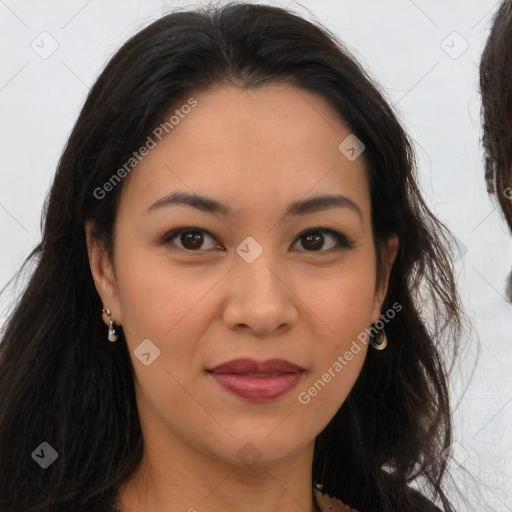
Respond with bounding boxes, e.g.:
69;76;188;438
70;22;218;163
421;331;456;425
371;233;399;324
85;220;123;326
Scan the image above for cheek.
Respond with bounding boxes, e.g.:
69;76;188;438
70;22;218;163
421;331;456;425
113;245;216;378
293;261;376;416
296;348;365;436
114;241;204;330
113;248;214;416
303;259;377;347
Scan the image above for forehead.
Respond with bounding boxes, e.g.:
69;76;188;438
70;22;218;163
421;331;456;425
119;83;370;219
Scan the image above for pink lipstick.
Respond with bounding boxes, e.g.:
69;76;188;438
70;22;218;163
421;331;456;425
206;358;305;401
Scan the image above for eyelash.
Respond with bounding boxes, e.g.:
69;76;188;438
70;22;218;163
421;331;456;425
160;226;355;254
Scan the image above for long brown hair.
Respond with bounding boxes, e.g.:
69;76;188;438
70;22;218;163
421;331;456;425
480;0;512;300
0;2;466;510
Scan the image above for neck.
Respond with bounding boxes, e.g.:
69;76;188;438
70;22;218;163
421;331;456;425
115;430;318;512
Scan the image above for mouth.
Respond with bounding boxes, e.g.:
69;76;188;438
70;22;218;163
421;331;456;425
206;357;305;375
206;367;305;401
222;372;290;377
205;358;306;401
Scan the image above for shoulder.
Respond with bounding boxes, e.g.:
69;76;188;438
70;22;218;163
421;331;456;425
313;486;359;511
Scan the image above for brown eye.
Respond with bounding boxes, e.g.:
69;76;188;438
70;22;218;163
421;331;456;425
299;231;325;251
179;230;204;250
292;228;354;252
162;228;220;252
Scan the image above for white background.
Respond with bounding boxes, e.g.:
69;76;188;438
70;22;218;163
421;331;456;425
1;1;511;510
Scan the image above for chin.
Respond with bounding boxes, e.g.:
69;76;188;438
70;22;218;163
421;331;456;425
205;433;304;470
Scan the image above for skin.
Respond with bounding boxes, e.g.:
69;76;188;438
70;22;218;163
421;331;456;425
86;83;399;512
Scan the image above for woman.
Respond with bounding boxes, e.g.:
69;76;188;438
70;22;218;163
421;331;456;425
480;0;512;301
0;2;465;511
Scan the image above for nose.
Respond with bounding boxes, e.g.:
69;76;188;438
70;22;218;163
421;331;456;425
222;244;298;337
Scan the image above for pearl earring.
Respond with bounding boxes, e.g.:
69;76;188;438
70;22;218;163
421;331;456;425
102;307;118;342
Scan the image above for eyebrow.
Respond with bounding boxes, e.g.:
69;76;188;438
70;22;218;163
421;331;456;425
146;191;363;221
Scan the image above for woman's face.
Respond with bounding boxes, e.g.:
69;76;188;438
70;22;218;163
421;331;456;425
86;83;398;471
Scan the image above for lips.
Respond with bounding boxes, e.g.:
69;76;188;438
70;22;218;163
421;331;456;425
206;358;305;401
207;358;304;374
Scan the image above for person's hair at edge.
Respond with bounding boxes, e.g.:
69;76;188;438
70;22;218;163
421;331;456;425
0;1;471;511
479;0;512;302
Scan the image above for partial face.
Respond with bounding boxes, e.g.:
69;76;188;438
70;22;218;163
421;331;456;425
87;83;397;470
